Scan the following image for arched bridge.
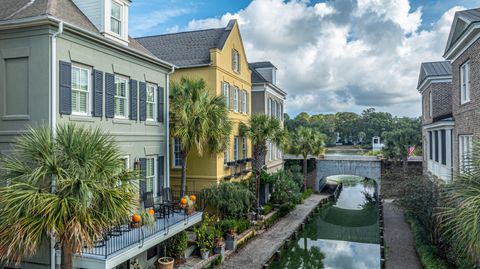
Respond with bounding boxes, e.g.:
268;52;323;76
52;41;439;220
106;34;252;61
316;156;382;192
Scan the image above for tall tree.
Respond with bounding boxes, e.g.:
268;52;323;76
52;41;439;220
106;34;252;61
240;114;287;208
290;127;325;190
170;77;231;196
0;124;137;269
383;117;422;173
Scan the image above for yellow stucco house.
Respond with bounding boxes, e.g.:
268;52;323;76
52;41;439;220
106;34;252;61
137;20;252;191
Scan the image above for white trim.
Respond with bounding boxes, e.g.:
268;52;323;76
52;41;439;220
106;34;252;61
444;23;480;61
417;76;452;93
71;64;92;116
172;138;182;168
423;120;455;130
146;83;157;121
121;155;130;169
113;75;129;119
460;61;471;104
251;85;287;100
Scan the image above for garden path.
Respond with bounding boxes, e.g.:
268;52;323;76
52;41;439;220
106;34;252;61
383;199;422;269
220;193;330;269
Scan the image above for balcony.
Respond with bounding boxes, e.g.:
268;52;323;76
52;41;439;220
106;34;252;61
57;200;203;268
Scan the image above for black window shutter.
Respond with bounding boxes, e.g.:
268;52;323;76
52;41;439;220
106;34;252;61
105;73;115;118
139;158;147;201
59;61;72;115
139;82;147;121
130;80;138;120
158;86;164;123
92;70;103;117
157;156;165;196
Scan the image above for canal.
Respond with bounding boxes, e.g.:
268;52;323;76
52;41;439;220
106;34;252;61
269;176;380;269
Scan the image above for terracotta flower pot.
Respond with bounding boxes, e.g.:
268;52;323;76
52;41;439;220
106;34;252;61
157;257;174;269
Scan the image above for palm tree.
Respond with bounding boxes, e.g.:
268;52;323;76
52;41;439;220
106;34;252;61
0;124;137;269
290;126;325;190
239;114;287;208
437;140;480;265
170;77;231;196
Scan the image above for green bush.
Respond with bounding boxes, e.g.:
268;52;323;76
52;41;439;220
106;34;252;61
262;203;273;215
202;182;255;219
159;231;188;258
278;203;295;217
270;170;302;206
218;219;237;235
363;149;383;156
236;218;251;234
302;188;313;200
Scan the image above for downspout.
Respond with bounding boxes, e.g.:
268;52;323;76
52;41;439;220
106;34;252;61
50;20;63;269
166;66;175;188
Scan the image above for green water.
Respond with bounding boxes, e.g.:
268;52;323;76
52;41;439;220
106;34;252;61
269;180;380;269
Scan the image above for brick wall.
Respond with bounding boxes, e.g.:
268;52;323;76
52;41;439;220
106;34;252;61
451;37;480;175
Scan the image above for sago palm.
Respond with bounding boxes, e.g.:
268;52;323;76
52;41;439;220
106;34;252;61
437;140;480;265
170;77;231;196
240;114;288;208
290;126;325;190
0;124;137;269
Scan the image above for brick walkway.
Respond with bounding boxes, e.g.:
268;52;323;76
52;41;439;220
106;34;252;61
383;199;422;269
220;194;329;269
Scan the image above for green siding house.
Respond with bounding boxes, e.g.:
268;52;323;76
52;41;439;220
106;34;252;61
0;1;201;268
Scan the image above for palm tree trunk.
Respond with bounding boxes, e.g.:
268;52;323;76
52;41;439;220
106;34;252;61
181;150;188;197
61;241;73;269
303;156;308;191
253;143;267;210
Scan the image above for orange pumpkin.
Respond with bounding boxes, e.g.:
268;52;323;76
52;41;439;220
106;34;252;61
189;195;197;202
148;209;155;215
180;198;188;205
132;214;141;223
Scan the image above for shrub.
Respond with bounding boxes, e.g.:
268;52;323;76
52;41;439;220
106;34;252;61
278;203;295;217
202;182;255;219
270;170;302;206
236;218;251;234
159;231;188;258
302;188;313;200
262;203;273;215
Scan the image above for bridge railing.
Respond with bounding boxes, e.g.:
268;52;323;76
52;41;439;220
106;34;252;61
321;155;380;161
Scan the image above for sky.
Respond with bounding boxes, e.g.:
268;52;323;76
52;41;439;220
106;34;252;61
129;0;480;118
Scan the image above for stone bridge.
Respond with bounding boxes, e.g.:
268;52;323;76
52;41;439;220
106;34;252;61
316;155;382;192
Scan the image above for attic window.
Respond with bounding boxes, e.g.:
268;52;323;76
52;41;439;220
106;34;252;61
111;1;122;36
232;49;240;72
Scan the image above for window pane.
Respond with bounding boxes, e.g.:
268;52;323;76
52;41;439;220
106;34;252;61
441;130;446;165
79;92;87;113
111;19;120;35
111;2;121;18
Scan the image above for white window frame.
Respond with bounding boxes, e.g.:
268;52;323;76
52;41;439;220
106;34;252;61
223;82;229;109
114;75;129;119
173;138;182;168
232;49;240;72
146;83;157;121
110;0;123;37
241;90;247;114
71;65;92;116
233;87;239;112
234;137;239;161
145;157;157;196
460;61;471;104
242;137;247;159
121;155;130;169
459;135;473;173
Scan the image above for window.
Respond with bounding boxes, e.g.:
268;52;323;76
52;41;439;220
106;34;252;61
434;131;439;162
111;0;122;35
145;158;156;194
441;130;446;165
71;65;90;115
146;84;157;121
233;87;239;112
459;135;473;172
147;246;158;260
114;76;128;118
173;138;182;167
267;98;272;117
429;131;433;160
223;82;229;109
224;144;229;166
460;61;470;104
242;137;247;159
241;90;247;113
234;137;239;161
232;49;240;72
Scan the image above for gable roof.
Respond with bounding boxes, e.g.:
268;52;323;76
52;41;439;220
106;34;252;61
136;20;237;68
0;0;159;60
417;61;452;89
444;8;480;58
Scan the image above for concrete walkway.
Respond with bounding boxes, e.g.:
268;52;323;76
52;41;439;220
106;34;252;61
383;199;422;269
220;194;329;269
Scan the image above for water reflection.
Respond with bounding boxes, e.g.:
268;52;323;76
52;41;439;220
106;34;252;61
269;178;380;269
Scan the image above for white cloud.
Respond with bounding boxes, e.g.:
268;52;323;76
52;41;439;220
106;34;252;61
130;8;191;36
185;0;464;117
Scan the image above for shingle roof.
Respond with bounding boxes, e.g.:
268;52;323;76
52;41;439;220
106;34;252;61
456;8;480;23
417;61;452;89
136;20;237;68
0;0;157;59
249;63;269;84
249;61;277;69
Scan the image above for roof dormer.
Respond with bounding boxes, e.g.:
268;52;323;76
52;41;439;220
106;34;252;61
72;0;130;46
249;62;277;85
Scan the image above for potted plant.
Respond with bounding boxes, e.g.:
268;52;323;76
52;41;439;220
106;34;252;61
179;195;196;215
139;209;155;227
131;213;141;228
194;214;215;260
157;257;174;269
224;221;238;251
214;233;225;256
